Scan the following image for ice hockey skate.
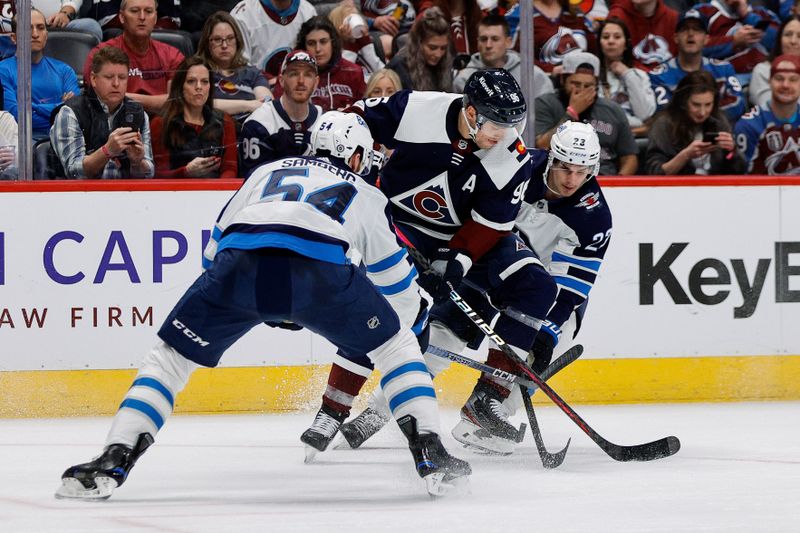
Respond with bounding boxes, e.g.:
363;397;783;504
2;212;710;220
397;415;471;497
336;406;390;449
55;433;153;500
300;405;347;463
452;383;525;455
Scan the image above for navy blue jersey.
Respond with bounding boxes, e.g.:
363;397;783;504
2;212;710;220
239;99;322;178
520;150;613;330
356;91;531;248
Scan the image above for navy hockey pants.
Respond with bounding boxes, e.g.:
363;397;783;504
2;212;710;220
158;248;402;367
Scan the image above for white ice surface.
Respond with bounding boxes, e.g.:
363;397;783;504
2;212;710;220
2;402;799;533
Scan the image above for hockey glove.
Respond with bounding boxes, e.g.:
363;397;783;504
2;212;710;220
420;248;473;304
528;320;561;374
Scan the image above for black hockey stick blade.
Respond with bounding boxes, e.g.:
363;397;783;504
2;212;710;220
602;435;681;462
521;384;570;468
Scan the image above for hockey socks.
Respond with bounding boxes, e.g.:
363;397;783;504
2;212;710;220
105;341;198;448
369;329;440;435
321;363;369;417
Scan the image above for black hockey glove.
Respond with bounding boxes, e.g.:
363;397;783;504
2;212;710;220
528;320;561;374
419;248;472;304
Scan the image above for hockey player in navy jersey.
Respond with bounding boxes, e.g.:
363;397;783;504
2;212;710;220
359;69;557;448
55;112;470;500
495;122;612;430
299;70;560;455
312;122;613;456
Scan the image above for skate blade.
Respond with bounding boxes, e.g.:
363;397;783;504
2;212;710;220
424;472;471;498
451;420;515;456
303;444;321;464
55;476;117;501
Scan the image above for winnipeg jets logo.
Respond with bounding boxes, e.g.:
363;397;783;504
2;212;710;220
632;34;672;66
367;316;380;329
391;172;461;226
576;191;601;209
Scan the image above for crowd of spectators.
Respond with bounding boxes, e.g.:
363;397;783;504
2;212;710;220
2;0;800;179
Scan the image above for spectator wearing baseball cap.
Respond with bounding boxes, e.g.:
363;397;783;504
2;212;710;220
534;50;639;176
649;8;744;125
238;49;323;178
280;16;367;112
734;54;800;175
749;17;800;109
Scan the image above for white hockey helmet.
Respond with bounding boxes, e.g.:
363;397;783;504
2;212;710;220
310;111;375;176
544;121;601;194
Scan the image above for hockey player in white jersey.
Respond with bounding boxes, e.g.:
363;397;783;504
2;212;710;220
452;121;613;451
55;112;470;500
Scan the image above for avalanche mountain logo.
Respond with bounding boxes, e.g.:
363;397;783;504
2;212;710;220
391;172;461;226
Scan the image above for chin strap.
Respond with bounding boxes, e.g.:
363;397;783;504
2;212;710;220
461;106;480;142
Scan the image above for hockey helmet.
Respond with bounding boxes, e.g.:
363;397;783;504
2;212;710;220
544;121;601;195
310;111;375;176
462;69;527;135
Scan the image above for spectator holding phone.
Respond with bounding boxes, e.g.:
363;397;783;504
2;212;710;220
695;0;780;86
50;46;154;179
645;70;745;175
150;56;238;178
735;54;800;174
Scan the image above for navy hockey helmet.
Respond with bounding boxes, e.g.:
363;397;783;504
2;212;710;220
462;69;527;130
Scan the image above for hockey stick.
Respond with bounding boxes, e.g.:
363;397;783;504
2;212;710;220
446;287;681;462
404;244;680;462
426;343;583;392
427;344;581;469
427;343;582;469
521;384;568;468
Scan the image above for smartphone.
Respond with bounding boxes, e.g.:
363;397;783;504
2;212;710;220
755;19;770;31
201;146;224;157
703;132;719;143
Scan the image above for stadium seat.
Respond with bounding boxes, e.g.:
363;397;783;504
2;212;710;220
33;139;58;180
152;30;195;58
44;30;100;83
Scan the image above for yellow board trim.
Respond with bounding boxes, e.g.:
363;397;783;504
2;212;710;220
3;355;800;418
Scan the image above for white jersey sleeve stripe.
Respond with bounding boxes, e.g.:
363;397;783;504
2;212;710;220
366;248;409;273
376;267;418;296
